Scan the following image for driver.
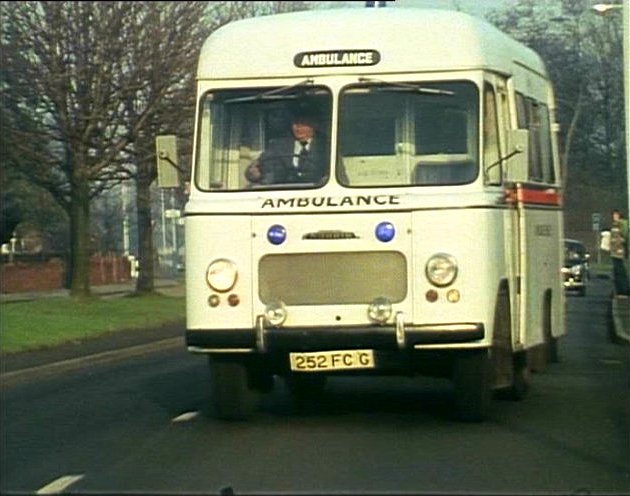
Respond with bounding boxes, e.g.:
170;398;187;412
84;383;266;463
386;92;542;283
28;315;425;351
245;106;327;185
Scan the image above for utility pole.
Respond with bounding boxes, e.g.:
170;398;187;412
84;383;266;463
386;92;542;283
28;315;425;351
121;182;130;257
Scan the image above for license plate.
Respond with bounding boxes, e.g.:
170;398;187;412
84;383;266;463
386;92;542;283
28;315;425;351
289;349;375;372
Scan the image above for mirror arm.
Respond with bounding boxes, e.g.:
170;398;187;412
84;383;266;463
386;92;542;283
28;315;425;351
158;152;186;175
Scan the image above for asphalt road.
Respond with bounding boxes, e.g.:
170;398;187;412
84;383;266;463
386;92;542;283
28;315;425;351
1;278;629;495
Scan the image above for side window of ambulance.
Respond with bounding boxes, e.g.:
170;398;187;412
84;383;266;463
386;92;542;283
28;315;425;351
538;104;555;183
515;92;554;184
483;84;501;184
515;92;527;129
526;99;543;182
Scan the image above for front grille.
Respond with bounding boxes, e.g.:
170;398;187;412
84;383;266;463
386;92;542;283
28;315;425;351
258;251;407;305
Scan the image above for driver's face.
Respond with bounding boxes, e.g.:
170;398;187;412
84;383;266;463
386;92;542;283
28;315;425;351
292;120;314;141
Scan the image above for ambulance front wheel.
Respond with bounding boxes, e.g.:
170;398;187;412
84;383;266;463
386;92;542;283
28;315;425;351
452;349;492;422
207;355;259;420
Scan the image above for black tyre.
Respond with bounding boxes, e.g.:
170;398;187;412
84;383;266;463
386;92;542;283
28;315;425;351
247;358;275;394
492;285;528;398
498;351;529;400
545;292;560;363
530;291;556;372
208;355;258;420
452;349;492;422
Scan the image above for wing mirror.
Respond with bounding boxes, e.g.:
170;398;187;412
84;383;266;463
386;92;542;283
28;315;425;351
505;129;529;182
155;135;182;188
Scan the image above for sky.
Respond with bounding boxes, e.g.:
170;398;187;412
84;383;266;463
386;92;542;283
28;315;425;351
342;0;516;16
395;0;512;14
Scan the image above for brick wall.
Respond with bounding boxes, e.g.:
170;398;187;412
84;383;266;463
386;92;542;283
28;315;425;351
0;259;64;293
0;255;131;294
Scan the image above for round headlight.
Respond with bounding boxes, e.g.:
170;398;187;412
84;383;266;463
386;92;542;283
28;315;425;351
425;253;458;287
206;259;238;292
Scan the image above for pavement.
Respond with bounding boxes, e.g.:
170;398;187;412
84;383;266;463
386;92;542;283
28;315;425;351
610;295;630;344
0;278;187;383
591;272;629;345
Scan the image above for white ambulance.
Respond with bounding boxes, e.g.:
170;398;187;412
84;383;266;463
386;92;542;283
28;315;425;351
166;7;566;421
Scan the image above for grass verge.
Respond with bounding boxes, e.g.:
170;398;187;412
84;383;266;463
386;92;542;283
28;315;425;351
0;293;185;354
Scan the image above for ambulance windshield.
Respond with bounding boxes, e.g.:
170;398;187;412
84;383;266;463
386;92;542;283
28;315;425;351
337;80;479;187
195;86;332;191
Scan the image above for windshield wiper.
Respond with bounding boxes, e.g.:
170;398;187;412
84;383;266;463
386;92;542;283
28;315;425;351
357;77;455;96
224;78;315;104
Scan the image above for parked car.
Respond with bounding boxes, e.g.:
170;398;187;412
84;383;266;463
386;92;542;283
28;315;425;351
562;239;590;296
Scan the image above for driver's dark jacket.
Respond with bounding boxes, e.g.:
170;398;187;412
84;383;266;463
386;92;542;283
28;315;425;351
245;134;328;185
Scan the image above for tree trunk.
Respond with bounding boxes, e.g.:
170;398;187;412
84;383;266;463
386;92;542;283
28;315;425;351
69;176;91;297
561;88;584;190
135;170;155;294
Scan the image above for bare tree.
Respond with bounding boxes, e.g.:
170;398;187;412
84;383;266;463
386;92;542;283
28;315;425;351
114;2;211;294
124;1;319;293
1;2;154;296
487;0;625;240
1;1;333;297
2;1;208;296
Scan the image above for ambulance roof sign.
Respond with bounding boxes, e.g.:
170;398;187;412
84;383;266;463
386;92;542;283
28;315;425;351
294;50;380;68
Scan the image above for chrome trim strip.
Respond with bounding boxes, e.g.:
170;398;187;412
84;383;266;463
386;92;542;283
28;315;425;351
187;346;255;354
414;342;487;350
409;323;480;332
184;205;513;217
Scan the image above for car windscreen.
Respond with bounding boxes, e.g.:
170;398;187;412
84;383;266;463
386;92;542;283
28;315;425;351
564;241;586;264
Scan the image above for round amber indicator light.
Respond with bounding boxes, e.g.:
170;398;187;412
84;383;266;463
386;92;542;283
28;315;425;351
447;289;461;303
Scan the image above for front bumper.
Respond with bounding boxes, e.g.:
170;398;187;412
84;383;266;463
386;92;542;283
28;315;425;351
186;319;485;354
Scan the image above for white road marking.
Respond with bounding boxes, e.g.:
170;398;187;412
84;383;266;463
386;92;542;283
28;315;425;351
36;474;84;494
599;359;623;365
171;411;200;423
